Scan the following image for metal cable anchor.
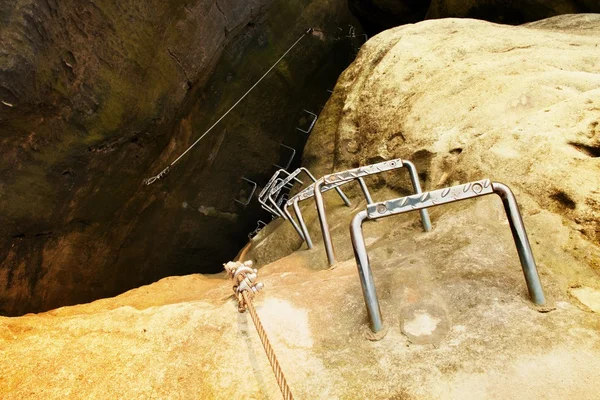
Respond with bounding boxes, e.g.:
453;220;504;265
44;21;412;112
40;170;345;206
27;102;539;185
224;261;264;312
143;166;170;186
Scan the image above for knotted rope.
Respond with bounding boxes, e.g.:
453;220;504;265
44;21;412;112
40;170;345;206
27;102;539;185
224;261;294;400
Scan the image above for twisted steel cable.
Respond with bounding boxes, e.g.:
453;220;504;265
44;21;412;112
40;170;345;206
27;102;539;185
144;29;313;186
242;291;294;400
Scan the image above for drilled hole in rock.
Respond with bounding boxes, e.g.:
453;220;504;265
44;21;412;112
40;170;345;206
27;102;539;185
367;155;386;165
550;191;576;210
389;131;406;142
412;149;434;164
569;142;600;158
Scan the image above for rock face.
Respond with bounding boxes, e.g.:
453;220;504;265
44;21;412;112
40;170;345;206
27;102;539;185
0;0;358;315
305;14;600;255
348;0;600;33
2;15;600;400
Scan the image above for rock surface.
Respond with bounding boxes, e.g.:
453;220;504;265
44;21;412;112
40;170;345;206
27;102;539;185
0;0;358;315
1;15;600;399
304;13;600;256
2;194;600;399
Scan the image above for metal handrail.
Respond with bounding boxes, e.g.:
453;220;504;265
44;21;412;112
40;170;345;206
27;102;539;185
314;158;432;265
350;179;546;336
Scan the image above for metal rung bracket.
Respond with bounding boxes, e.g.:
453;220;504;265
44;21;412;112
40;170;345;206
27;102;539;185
350;179;546;336
234;177;257;206
248;220;267;240
314;158;432;266
296;110;318;134
258;169;303;218
281;171;352;250
274;144;296;171
264;168;318;241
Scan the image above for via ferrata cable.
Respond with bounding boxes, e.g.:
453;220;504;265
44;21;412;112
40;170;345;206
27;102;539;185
143;28;314;186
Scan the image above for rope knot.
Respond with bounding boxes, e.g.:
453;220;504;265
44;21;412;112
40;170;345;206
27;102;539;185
224;260;264;312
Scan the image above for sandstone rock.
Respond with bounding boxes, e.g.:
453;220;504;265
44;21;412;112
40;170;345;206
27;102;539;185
2;15;600;399
2;196;600;398
305;14;600;255
0;0;358;315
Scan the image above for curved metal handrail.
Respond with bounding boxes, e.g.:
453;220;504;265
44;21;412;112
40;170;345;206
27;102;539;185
314;158;432;265
350;179;546;335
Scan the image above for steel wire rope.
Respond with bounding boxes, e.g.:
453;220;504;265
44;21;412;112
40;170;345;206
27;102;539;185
242;291;294;400
144;28;314;186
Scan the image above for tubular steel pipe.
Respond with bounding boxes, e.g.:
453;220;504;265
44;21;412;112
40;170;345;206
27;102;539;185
267;167;350;227
492;182;546;305
293;197;313;249
350;179;546;335
281;177;351;246
350;210;385;333
335;186;352;207
259;169;304;219
314;178;336;264
357;177;374;205
282;204;305;242
403;160;432;233
299;167;351;206
269;195;288;221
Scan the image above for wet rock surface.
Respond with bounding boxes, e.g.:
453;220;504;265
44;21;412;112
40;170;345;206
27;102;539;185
0;0;358;315
1;15;599;399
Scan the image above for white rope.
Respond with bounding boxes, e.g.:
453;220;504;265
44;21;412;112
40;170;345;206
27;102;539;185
144;29;313;186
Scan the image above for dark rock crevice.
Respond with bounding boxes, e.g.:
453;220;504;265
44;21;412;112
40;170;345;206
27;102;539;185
167;48;192;88
0;0;360;316
347;0;600;35
569;141;600;158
